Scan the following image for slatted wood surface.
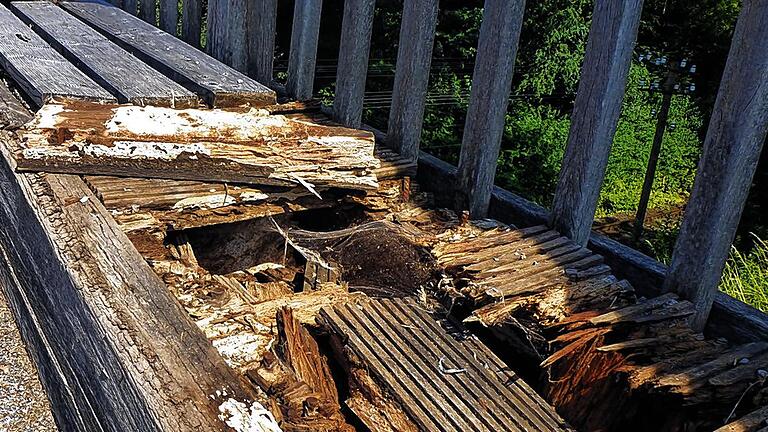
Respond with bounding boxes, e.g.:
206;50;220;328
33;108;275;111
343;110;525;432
428;221;768;431
59;0;275;107
321;298;571;432
0;3;114;106
11;1;198;108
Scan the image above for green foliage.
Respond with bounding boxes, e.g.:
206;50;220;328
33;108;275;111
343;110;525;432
720;235;768;313
596;65;702;217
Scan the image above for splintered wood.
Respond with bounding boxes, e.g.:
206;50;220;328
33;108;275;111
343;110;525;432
320;298;571;432
432;223;768;431
14;101;380;190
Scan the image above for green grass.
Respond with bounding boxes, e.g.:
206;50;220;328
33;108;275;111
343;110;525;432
720;234;768;313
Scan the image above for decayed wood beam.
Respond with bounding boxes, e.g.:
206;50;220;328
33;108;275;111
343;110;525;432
455;0;525;218
16;101;380;190
0;76;32;129
0;133;268;430
286;0;323;101
332;0;375;128
549;0;643;246
664;0;768;331
716;405;768;432
386;0;439;162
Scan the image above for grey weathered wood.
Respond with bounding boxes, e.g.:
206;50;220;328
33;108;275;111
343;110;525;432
0;77;32;129
286;0;322;100
123;0;137;15
248;0;278;84
181;0;201;47
332;0;375;127
138;0;156;24
206;0;248;72
455;0;525;218
159;0;178;34
0;3;114;107
664;0;768;331
11;1;197;108
386;0;439;162
0;133;263;429
548;0;644;246
61;0;276;107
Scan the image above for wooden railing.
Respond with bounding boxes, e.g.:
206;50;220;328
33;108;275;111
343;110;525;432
109;0;768;333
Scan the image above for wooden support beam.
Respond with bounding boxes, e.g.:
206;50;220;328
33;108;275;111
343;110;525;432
455;0;525;218
332;0;375;128
0;3;115;107
181;0;202;48
548;0;643;245
138;0;156;24
0;133;264;429
286;0;322;101
247;0;278;84
158;0;178;35
61;0;275;107
206;0;248;72
12;1;197;108
386;0;439;162
664;0;768;331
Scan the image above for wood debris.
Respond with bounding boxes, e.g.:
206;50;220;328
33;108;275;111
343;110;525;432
15;100;380;190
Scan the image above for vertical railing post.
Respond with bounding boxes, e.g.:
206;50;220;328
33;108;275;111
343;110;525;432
386;0;439;162
181;0;202;48
665;0;768;331
286;0;323;101
247;0;278;85
159;0;178;35
333;0;375;128
455;0;525;218
123;0;138;15
207;0;248;72
139;0;156;24
549;0;644;246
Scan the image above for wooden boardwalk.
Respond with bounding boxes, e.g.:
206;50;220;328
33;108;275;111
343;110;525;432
0;1;765;431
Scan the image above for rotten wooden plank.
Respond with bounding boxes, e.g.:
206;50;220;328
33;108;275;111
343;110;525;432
321;298;570;432
11;1;198;108
60;0;276;107
0;132;269;430
17;101;380;190
0;3;115;107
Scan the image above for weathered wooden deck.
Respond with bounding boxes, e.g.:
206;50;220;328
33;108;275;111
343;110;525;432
0;0;766;431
